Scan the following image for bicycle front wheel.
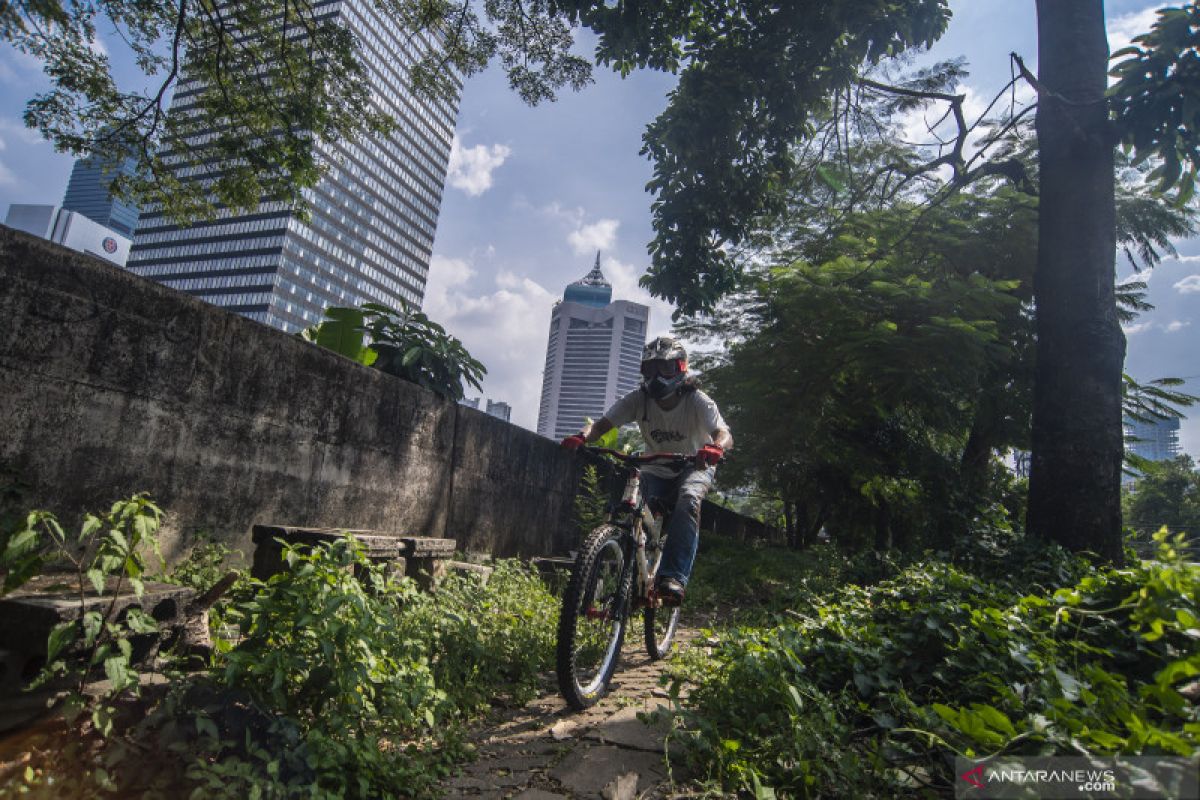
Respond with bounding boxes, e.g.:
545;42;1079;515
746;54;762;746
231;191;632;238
556;525;633;710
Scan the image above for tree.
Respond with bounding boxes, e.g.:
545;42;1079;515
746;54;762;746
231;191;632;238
9;0;1195;559
1125;456;1200;541
1;0;590;221
1025;0;1122;560
687;126;1195;554
555;0;1200;563
695;188;1032;552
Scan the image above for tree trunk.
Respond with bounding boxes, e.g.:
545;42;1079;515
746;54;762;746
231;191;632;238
783;500;796;548
804;503;828;550
1028;0;1125;563
873;503;892;551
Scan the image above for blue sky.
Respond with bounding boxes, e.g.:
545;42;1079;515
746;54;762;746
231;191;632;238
2;0;1197;454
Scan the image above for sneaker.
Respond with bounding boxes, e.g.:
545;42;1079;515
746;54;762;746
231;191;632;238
657;576;685;607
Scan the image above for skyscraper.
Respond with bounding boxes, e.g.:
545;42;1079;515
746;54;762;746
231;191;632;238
485;400;512;422
536;255;649;439
1125;416;1182;462
126;3;459;332
62;154;141;237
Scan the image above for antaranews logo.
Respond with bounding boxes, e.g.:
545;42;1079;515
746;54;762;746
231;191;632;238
954;756;1199;799
960;763;985;790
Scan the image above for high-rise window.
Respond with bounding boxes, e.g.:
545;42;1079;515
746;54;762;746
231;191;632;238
62;155;141;237
126;2;460;333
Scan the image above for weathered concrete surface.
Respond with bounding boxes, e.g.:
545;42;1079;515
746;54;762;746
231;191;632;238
438;632;699;799
0;225;583;562
0;573;195;696
449;408;581;558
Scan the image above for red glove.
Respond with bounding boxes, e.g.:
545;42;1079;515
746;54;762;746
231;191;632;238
561;434;587;451
695;444;724;467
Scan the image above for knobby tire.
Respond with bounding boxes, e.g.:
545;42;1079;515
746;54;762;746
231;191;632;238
644;603;681;661
556;525;633;710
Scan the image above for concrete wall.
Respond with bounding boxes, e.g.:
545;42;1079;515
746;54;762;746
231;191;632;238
0;226;583;562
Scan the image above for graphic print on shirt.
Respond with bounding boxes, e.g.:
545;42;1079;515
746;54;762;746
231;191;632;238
649;429;687;444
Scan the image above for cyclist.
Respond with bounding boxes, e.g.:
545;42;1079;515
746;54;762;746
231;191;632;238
561;335;733;606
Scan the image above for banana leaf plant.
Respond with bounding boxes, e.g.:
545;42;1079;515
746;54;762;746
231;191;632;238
299;302;486;401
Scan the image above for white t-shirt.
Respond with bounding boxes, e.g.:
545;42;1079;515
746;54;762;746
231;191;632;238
603;388;729;478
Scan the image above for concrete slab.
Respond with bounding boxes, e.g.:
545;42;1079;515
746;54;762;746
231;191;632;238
584;705;674;752
548;745;667;797
512;790;568;800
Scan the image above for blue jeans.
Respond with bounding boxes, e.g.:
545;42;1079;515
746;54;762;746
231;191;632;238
640;466;714;587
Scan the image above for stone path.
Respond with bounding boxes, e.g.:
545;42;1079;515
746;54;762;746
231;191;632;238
439;631;703;799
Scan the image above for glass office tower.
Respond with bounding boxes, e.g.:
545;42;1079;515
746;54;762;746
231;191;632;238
536;255;650;439
127;2;459;331
62;155;141;237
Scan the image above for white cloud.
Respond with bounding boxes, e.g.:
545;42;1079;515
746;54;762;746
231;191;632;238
1123;321;1152;336
1165;320;1191;333
896;84;992;149
0;48;41;86
568;218;619;256
446;137;511;196
1108;4;1171;55
0;117;42;146
533;200;584;227
1174;275;1200;294
422;254;556;431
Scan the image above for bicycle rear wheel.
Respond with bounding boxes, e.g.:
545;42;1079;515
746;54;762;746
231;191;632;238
644;540;681;660
556;525;633;710
645;604;680;660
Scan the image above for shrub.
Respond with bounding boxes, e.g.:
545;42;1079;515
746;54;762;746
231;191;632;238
674;529;1200;797
184;538;557;798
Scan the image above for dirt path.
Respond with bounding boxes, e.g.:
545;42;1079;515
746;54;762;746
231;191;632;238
439;629;704;799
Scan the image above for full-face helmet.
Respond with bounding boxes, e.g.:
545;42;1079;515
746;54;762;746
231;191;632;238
641;336;688;399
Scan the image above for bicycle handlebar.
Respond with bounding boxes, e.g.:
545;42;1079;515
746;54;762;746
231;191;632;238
579;446;724;466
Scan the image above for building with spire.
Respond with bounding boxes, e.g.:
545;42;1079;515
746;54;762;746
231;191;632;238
536;253;649;439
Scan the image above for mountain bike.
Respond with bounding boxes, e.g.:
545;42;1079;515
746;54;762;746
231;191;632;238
556;446;704;710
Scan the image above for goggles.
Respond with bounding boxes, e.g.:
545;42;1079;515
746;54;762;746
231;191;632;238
640;358;685;379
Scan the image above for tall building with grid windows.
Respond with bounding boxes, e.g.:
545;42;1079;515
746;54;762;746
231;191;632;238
1125;416;1182;462
62;154;141;237
126;3;459;332
536;255;649;439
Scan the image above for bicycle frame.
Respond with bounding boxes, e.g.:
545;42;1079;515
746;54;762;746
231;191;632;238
595;449;684;610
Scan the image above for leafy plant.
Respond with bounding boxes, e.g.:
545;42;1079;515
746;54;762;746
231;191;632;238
11;495;166;736
574;464;609;537
300;302;486;401
671;529;1200;797
203;537;557;798
157;535;241;592
397;560;560;713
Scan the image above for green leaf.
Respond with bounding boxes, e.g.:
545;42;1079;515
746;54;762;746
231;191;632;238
971;704;1017;738
1055;667;1082;701
103;656;131;689
82;612;103;647
124;608;159;635
46;621;78;662
195;715;220;740
92;705;115;737
86;568;106;595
